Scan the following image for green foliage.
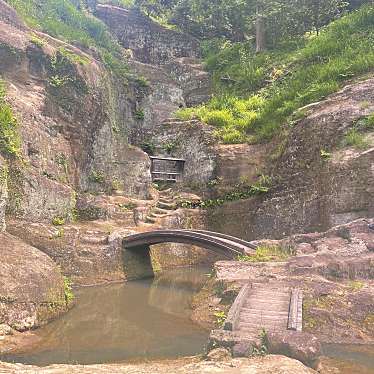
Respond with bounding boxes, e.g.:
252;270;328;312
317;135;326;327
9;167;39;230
135;109;145;120
58;47;90;65
341;128;369;149
135;76;150;88
214;311;226;327
63;276;74;304
162;140;178;154
320;149;332;160
140;140;156;155
117;202;138;210
213;280;226;297
56;153;69;174
89;170;105;184
182;5;374;143
347;280;364;291
237;244;293;263
180;175;271;209
52;216;65;226
29;33;45;47
0;80;21;158
7;0;129;80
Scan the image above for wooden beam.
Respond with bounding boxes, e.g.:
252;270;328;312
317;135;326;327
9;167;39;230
224;283;251;331
288;288;303;332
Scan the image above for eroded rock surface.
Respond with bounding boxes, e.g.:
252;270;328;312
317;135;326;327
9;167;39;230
0;1;152;224
207;78;374;240
0;232;68;331
0;355;315;373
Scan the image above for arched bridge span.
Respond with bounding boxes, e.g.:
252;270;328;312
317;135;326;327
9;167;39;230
123;229;256;258
122;230;256;280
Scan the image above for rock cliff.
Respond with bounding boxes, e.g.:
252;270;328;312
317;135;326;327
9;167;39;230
207;78;374;240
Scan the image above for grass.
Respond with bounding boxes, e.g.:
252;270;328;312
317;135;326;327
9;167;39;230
63;276;74;305
342;128;369;149
6;0;129;80
0;80;21;158
178;5;374;144
347;280;364;291
237;244;293;263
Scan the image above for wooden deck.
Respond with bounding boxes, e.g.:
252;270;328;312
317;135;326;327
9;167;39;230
224;283;303;336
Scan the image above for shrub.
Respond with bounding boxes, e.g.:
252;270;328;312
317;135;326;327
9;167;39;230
0;81;21;157
135;109;145;120
89;170;105;184
52;216;65;226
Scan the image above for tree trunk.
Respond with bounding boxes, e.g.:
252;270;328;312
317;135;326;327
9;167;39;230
256;5;266;53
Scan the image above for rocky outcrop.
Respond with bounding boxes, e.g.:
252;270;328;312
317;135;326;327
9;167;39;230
0;2;152;224
6;220;140;285
0;232;68;331
96;5;200;66
0;355;315;373
96;4;212;144
207;78;374;240
147;119;217;187
210;218;374;345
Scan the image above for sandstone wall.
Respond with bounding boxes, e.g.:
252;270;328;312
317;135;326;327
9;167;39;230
96;4;212;144
207;79;374;240
0;7;152;223
148;120;217;187
96;5;200;66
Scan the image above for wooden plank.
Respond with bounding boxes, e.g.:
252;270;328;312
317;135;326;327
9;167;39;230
287;288;303;332
224;283;251;331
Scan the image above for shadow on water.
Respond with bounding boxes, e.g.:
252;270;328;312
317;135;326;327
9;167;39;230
1;266;210;366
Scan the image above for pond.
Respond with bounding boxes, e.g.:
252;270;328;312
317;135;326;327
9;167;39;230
322;343;374;374
1;266;210;366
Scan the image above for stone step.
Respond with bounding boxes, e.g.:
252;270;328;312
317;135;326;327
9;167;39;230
154;207;170;215
157;201;176;210
149;212;168;218
146;216;157;224
80;235;108;245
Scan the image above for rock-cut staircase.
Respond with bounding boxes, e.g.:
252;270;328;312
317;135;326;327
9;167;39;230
145;188;178;224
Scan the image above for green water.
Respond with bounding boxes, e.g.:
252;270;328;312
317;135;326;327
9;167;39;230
1;267;210;366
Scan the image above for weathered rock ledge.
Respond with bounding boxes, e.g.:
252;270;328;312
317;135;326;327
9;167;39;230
0;355;315;373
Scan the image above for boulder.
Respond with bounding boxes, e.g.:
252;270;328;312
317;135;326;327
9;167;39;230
0;233;68;330
206;347;231;361
267;331;321;367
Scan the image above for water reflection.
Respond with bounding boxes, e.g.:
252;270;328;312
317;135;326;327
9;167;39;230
323;344;374;374
1;267;210;366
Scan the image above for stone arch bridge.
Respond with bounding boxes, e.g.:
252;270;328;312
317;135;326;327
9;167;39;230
122;229;256;280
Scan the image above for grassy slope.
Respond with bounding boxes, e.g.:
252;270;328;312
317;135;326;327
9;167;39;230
177;5;374;144
5;0;129;79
